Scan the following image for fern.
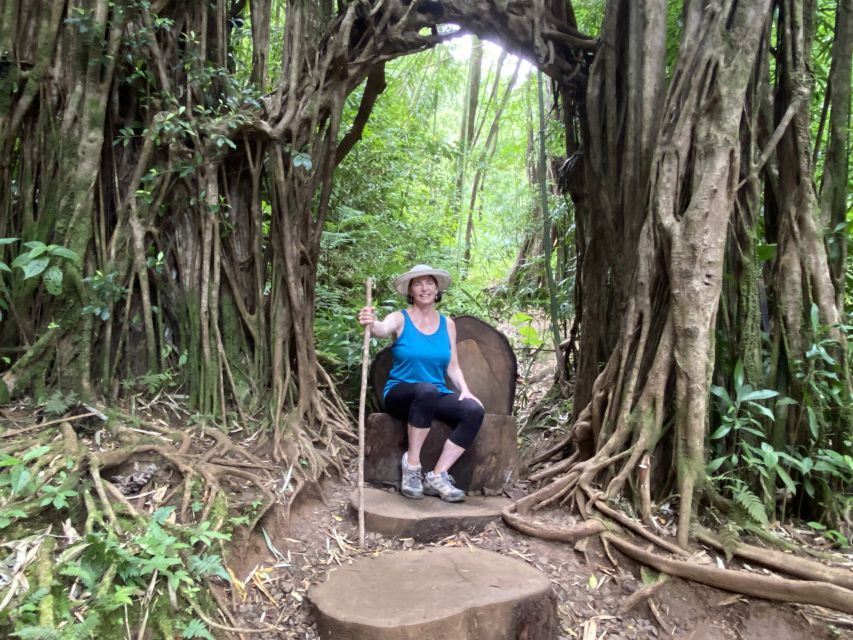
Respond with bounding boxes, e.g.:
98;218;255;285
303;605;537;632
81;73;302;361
732;485;768;525
719;522;742;561
41;391;76;417
11;627;61;640
179;618;215;640
59;564;98;591
71;612;100;640
187;554;229;581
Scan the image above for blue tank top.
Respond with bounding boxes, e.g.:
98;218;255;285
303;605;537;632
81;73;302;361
383;310;452;398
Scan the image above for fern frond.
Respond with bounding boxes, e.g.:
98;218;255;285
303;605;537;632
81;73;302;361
733;486;768;525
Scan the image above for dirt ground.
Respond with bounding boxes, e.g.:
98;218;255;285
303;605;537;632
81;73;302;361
223;342;851;639
227;474;851;640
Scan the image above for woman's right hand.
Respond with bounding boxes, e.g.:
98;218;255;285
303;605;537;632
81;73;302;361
358;306;375;327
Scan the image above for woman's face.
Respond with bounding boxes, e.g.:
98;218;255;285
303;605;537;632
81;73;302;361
409;275;438;304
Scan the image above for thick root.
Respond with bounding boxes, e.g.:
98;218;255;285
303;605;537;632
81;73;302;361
604;533;853;615
696;528;853;591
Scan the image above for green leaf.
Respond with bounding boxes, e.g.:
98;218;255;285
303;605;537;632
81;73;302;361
48;246;80;263
0;237;18;245
756;243;776;261
152;505;176;524
709;385;733;408
22;445;51;463
733;360;744;390
810;303;820;334
42;265;63;295
740;389;778;402
776;466;796;494
0;262;10;273
747;402;775;421
180;619;215;640
21;257;49;280
709;424;732;440
760;443;778;469
0;454;22;467
111;585;137;607
23;241;47;256
706;456;727;474
806;406;819;440
10;466;32;495
732;484;768;525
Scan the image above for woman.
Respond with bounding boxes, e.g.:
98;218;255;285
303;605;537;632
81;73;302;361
358;264;484;502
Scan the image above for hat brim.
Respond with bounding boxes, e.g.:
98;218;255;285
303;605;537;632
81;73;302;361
392;269;452;295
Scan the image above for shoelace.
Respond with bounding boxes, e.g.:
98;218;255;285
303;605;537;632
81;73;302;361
404;465;421;482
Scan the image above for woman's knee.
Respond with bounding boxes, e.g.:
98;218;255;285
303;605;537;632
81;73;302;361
461;399;485;424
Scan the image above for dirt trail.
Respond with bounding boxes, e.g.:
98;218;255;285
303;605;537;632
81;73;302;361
229;476;845;639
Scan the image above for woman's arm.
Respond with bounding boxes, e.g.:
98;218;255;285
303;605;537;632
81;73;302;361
446;318;483;407
358;307;403;339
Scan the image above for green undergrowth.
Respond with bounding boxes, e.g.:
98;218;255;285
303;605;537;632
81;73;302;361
0;444;234;639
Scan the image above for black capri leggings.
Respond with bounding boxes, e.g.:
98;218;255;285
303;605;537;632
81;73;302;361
384;382;484;449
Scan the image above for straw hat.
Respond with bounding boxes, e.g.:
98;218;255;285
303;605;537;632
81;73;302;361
392;264;452;295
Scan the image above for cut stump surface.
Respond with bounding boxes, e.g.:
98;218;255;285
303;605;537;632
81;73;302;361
352;487;509;541
308;547;557;640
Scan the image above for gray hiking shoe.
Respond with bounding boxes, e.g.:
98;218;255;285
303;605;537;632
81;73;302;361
400;453;424;499
423;471;465;502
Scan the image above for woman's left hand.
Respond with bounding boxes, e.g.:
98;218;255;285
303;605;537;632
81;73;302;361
459;390;484;408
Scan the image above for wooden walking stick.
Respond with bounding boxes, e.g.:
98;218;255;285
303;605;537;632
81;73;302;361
357;277;373;548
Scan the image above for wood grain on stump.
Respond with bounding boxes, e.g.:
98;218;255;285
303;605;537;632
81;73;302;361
308;547;557;640
351;487;509;541
364;413;518;492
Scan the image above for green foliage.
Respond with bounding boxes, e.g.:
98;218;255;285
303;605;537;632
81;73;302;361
10;242;79;293
319;42;542;383
0;240;80;322
40;391;79;417
121;369;176;394
510;312;544;348
707;360;787;524
1;477;226;638
81;270;126;321
709;312;853;534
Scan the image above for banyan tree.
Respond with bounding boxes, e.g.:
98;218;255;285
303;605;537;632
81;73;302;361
1;0;851;614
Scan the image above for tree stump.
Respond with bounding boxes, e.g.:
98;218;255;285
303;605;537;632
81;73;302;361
350;487;510;541
365;316;518;493
308;547;557;639
364;413;518;492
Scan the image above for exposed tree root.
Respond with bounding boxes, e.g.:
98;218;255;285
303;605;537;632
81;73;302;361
695;528;853;591
619;574;668;614
603;533;853;615
502;502;607;542
505;485;853;615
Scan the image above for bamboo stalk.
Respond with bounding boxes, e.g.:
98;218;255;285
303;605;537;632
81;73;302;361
357;278;373;547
